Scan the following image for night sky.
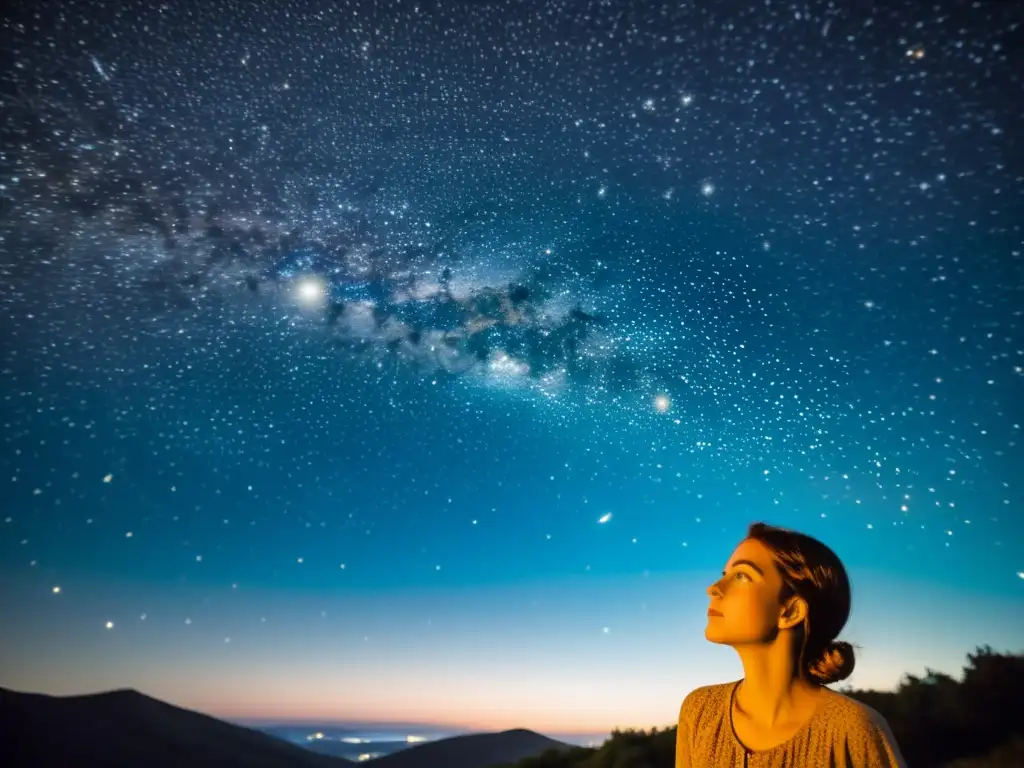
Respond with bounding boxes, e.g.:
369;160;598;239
1;0;1023;740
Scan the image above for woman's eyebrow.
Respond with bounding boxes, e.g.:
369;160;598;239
722;559;765;577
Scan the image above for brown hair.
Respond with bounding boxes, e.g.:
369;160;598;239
746;521;855;685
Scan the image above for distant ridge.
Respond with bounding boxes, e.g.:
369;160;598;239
368;727;575;768
0;685;351;767
0;685;576;768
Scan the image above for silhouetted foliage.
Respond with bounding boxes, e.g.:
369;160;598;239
838;646;1024;767
491;646;1024;768
946;736;1024;768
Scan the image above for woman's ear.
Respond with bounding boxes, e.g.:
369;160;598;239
778;595;808;631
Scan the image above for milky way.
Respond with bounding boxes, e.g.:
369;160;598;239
0;0;871;460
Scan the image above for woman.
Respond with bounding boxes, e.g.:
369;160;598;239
676;522;907;767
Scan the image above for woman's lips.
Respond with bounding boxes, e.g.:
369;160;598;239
707;608;723;617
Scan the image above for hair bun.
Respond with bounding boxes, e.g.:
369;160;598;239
807;640;856;685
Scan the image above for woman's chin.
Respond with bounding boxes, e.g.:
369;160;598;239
704;624;730;644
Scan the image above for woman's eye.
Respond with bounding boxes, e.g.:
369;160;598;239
735;572;750;581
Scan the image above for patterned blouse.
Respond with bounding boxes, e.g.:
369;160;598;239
675;680;908;767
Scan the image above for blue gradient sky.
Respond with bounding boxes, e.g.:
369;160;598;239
2;0;1022;741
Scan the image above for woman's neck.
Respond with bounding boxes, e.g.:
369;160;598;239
733;643;818;728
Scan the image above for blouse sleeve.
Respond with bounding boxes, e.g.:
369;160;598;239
846;707;908;768
675;693;693;768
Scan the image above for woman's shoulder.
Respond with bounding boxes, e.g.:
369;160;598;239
818;688;908;765
678;680;737;726
821;687;895;730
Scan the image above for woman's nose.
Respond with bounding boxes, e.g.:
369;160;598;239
707;580;722;598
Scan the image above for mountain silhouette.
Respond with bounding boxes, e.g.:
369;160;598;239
0;686;351;768
369;728;574;768
0;685;575;768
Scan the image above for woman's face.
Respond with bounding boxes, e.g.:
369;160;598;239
704;537;789;646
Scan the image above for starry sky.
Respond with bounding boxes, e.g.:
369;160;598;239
1;0;1023;740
